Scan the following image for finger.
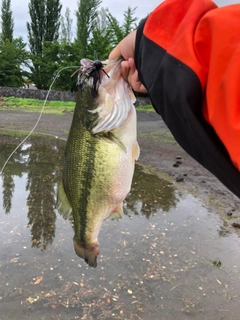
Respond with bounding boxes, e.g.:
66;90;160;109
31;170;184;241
121;61;130;82
109;44;122;61
109;30;136;61
128;57;136;72
127;59;147;93
131;70;147;93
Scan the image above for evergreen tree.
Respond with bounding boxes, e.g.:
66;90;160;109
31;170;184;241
45;0;62;42
1;0;14;42
27;0;62;88
107;7;138;46
27;0;45;55
0;38;29;87
87;8;112;60
60;7;73;44
76;0;101;59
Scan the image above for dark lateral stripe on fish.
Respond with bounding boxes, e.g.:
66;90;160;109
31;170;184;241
78;134;97;244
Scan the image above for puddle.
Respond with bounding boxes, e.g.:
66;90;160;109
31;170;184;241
0;135;240;320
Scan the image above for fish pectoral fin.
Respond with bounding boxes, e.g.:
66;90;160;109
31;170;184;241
57;180;72;220
107;203;124;220
100;132;127;153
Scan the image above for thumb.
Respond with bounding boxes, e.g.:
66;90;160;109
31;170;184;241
109;44;121;61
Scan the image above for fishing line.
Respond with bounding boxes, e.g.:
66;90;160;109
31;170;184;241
0;65;80;175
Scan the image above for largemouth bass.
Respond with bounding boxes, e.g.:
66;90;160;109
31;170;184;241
57;59;140;267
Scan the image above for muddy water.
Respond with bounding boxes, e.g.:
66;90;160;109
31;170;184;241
0;135;240;320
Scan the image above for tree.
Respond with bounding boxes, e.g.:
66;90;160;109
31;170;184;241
27;0;62;89
87;6;138;60
76;0;102;59
45;0;62;42
60;7;73;44
0;37;29;87
27;0;45;55
86;8;113;60
1;0;14;42
107;7;138;47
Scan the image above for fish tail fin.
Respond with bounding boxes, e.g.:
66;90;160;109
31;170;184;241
57;180;72;219
73;238;99;268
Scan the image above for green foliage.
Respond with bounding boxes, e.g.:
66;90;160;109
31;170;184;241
45;0;62;42
106;7;138;46
42;41;80;91
123;7;138;35
60;7;73;44
0;38;30;87
76;0;102;59
27;40;80;91
52;42;80;91
87;28;112;60
27;0;62;89
86;8;112;60
86;6;138;60
0;0;143;91
0;0;14;42
27;0;45;55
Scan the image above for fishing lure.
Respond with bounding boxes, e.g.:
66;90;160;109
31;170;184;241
72;59;110;97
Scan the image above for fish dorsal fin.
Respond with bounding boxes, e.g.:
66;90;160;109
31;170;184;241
57;180;72;219
89;64;135;134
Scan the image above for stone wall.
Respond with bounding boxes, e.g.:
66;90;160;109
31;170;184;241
0;86;151;106
134;96;151;107
0;86;76;102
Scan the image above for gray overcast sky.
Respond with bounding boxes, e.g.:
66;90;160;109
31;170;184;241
11;0;240;41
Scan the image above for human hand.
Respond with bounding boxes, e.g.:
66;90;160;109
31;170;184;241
109;31;147;94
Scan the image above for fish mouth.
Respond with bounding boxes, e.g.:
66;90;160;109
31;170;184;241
73;238;100;268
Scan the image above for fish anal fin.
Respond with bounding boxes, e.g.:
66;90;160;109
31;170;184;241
133;141;140;162
128;86;136;103
57;180;72;220
107;203;124;220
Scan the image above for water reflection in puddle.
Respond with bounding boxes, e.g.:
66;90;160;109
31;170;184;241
0;135;240;320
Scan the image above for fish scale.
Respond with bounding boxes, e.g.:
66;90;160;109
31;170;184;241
57;59;140;267
64;95;98;240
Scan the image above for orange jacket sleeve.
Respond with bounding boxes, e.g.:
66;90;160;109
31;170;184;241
135;0;240;198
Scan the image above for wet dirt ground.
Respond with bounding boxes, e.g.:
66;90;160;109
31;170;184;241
0;108;239;226
1;109;240;320
0;132;240;320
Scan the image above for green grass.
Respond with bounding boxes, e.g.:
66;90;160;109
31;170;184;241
0;129;52;138
0;97;75;114
0;97;154;114
136;104;154;111
139;131;176;144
